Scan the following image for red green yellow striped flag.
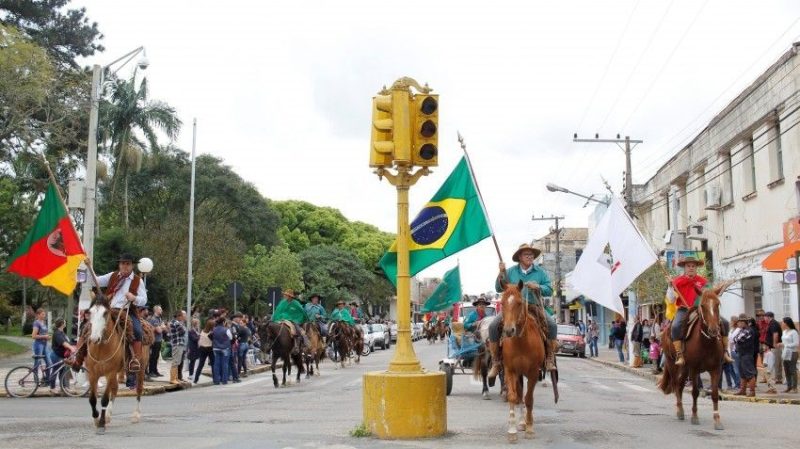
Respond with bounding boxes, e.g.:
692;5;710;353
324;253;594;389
6;182;85;295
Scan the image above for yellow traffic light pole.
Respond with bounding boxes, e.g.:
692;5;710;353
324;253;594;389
363;78;446;439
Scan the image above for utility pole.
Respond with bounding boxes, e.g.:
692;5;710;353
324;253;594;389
532;214;565;323
573;134;643;215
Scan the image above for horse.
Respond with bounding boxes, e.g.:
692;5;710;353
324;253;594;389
257;321;305;388
327;321;352;368
472;318;503;400
659;283;729;431
350;324;363;364
499;281;546;442
303;321;326;377
425;322;438;344
84;301;146;434
436;321;448;342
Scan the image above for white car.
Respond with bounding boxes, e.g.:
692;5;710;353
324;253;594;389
360;324;376;353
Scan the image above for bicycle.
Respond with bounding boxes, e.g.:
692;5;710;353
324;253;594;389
4;354;91;398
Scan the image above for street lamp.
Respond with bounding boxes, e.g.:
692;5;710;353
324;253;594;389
546;182;610;207
79;47;148;310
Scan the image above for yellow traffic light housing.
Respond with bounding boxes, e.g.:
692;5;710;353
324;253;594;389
369;94;394;168
411;94;438;166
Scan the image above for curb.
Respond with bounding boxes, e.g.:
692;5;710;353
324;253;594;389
117;363;277;397
585;357;800;405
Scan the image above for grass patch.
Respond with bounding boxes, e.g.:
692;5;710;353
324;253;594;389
350;423;372;438
0;324;23;336
0;337;27;358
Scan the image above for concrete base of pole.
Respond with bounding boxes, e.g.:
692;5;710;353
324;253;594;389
363;370;446;439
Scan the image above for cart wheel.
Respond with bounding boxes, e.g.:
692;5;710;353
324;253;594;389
440;363;454;396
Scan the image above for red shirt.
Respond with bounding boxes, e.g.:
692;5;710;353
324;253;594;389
672;274;707;309
757;319;769;344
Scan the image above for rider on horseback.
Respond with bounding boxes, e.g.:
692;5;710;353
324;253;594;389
669;256;733;365
330;300;356;326
487;244;559;378
464;296;490;332
70;253;147;372
272;289;309;354
304;293;328;338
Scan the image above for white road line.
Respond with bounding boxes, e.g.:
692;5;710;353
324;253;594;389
619;382;652;392
587;381;612;391
229;376;271;389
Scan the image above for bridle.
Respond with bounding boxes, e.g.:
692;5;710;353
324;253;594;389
505;288;529;338
698;295;721;340
86;303;128;365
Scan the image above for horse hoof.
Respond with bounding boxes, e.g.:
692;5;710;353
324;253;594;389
482;393;491;401
691;416;700;425
524;430;535;439
507;432;518;443
677;411;684;421
714;422;724;431
96;427;105;435
94;418;100;427
517;423;526;431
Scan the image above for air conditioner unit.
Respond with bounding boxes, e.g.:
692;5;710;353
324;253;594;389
687;225;707;241
705;183;722;210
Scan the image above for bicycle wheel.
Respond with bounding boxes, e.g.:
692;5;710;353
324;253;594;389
4;366;39;398
60;367;90;397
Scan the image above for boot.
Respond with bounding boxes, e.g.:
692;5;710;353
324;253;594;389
721;336;733;363
734;379;748;396
128;341;142;372
545;339;558;371
747;378;756;397
673;340;685;366
169;366;180;385
487;341;502;379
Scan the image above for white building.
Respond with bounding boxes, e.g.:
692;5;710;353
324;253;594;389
635;42;800;321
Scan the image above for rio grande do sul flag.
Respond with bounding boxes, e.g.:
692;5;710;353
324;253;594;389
6;182;85;295
380;157;491;286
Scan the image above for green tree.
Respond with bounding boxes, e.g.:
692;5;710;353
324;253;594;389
299;244;380;312
241;244;303;313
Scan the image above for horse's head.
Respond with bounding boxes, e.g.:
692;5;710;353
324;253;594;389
699;288;723;339
88;304;110;343
502;280;527;338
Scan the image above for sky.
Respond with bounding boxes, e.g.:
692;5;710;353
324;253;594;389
73;0;800;295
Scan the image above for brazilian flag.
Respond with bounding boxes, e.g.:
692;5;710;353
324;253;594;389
421;265;462;312
380;157;491;285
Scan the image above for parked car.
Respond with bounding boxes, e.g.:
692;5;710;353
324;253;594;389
390;323;397;342
412;323;424;341
360;324;375;354
556;324;586;357
367;323;391;350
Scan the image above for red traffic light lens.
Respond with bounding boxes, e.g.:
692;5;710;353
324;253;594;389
420;120;437;138
419;144;437;160
420;96;437;115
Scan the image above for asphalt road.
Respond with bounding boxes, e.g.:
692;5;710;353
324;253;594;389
1;339;797;449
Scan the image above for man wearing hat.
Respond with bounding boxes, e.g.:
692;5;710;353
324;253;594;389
71;253;148;373
487;244;558;377
304;293;328;337
330;300;355;325
463;295;490;333
272;289;309;353
349;301;365;323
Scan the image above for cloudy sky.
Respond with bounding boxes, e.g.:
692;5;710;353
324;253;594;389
75;0;800;294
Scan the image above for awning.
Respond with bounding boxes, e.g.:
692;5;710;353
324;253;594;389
762;241;800;271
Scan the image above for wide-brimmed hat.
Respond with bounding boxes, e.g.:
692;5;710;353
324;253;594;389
308;293;323;301
336;300;346;306
349;301;359;306
283;289;296;299
677;256;704;267
736;313;750;324
512;243;542;262
473;297;490;306
117;253;138;263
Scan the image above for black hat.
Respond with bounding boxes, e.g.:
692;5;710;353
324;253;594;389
117;253;138;263
473;297;490;306
309;293;323;301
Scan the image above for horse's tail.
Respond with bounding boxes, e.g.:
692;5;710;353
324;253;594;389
473;350;485;381
658;362;677;395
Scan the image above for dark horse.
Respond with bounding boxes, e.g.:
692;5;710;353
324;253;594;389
472;319;504;400
659;283;729;431
499;281;546;442
258;321;305;388
327;321;352;368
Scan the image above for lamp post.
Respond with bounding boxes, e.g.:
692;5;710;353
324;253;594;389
79;47;148;310
546;183;610;207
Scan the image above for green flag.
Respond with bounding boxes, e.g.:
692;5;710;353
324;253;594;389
421;265;462;312
380;157;491;285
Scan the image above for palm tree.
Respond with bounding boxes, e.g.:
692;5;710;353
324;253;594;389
101;72;182;228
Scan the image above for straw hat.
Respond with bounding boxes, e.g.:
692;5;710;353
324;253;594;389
677;256;704;267
512;243;542;262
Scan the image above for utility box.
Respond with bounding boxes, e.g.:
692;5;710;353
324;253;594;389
67;180;86;209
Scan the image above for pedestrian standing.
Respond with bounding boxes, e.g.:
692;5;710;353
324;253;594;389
587;319;599;357
194;319;214;384
211;317;232;385
613;320;627;363
631;317;643;367
764;312;783;385
727;315;742;392
169;310;187;385
30;308;52;387
187;318;200;379
641;319;652;353
734;314;757;397
779;317;798;393
147;305;166;378
232;313;251;378
49;318;75;395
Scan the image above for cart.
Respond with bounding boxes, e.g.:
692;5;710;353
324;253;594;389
438;329;482;396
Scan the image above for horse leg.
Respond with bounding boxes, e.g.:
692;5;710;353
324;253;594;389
271;356;279;388
132;368;143;424
691;371;700;425
524;377;535;438
505;371;519;443
106;375;118;425
710;368;724;430
282;356;288;386
97;377;113;434
676;372;685;421
482;362;490;400
295;354;303;383
88;372;99;427
516;378;526;431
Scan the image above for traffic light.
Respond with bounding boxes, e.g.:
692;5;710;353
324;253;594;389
410;94;438;166
369;94;393;168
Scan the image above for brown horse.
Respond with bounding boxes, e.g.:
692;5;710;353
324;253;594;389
659;284;727;431
303;322;325;376
350;324;363;364
500;281;546;442
258;321;304;387
327;321;352;368
84;302;146;434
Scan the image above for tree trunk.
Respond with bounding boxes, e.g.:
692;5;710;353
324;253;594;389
124;175;129;229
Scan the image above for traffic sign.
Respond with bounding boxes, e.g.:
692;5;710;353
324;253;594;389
784;270;797;284
266;286;282;311
227;281;244;299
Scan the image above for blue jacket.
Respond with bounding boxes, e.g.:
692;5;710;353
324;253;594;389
495;264;553;305
463;310;485;332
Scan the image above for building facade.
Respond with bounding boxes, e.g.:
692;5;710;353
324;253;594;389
533;227;588;323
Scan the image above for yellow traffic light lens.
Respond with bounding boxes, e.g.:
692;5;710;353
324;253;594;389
420;120;437;138
419;144;437;160
420;97;437;115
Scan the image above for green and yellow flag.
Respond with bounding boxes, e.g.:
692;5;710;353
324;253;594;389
7;182;85;295
380;157;491;285
421;265;462;312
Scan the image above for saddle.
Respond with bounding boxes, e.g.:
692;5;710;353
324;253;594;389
679;308;701;341
279;320;300;337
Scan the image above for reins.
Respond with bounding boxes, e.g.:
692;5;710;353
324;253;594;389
86;302;129;365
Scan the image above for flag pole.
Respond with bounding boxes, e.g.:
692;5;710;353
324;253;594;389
38;155;101;288
457;132;504;264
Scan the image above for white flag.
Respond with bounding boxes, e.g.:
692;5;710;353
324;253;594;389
570;197;658;315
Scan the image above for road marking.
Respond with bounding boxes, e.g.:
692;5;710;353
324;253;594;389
591;382;612;391
619;382;652;392
230;376;271;388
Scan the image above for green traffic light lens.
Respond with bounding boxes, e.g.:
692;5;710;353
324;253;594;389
420;96;437;115
419;144;437;160
420;120;437;138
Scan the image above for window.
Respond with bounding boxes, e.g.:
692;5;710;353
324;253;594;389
769;121;784;184
742;138;756;195
783;283;792;318
720;152;734;205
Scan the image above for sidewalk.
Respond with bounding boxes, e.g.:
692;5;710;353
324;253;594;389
585;346;800;405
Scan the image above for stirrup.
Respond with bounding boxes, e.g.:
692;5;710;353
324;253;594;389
128;358;141;372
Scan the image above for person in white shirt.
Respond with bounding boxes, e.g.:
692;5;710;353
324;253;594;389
779;317;798;393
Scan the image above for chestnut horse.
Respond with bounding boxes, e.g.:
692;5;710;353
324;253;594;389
659;283;728;431
303;322;325;376
84;302;146;434
500;281;546;442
